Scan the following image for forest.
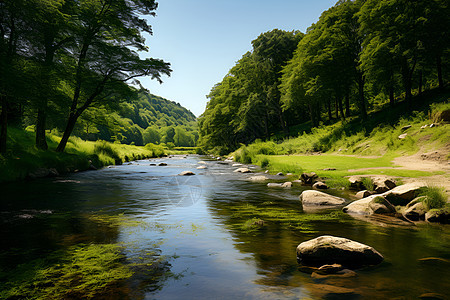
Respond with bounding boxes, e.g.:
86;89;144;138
198;0;449;154
0;0;199;155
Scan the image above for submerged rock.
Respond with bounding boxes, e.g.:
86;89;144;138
300;190;346;206
296;235;384;268
267;182;292;188
158;162;167;166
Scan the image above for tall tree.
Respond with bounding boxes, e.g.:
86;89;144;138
55;0;171;152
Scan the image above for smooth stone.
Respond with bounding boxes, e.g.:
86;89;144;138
179;171;195;176
296;235;384;268
403;202;426;221
355;190;373;199
315;263;343;275
368;196;396;214
233;167;252;173
267;182;292;188
248;175;268;181
398;133;408;139
348;176;364;190
158;163;167;166
312;181;328;190
276;172;284;176
232;163;243;167
198;161;207;164
196;166;207;169
300;190;346;206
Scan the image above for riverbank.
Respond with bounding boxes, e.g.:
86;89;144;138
0;128;166;182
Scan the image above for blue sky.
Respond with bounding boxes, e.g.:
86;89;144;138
140;0;337;116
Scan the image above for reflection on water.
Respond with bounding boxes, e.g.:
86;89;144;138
0;156;449;299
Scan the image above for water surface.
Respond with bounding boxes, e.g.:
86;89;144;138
1;156;449;299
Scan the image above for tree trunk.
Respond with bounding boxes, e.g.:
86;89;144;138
36;107;48;150
357;73;367;120
0;96;7;154
334;97;339;119
345;92;350;117
56;114;78;152
338;97;345;120
418;70;423;96
327;98;332;121
437;55;443;90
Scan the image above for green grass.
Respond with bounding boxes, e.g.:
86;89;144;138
0;127;165;182
418;186;448;210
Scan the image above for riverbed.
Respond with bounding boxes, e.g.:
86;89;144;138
1;155;449;299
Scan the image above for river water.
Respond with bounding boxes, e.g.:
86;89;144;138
1;156;449;299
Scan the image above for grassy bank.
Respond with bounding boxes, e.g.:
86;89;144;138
230;94;449;179
0;128;166;182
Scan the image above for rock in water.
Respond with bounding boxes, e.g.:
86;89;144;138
300;190;346;206
300;172;318;185
312;181;328;190
179;171;195;176
233;167;252;173
296;235;384;268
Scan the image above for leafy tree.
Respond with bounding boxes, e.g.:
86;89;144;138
55;0;171;152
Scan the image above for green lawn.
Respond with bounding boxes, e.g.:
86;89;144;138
260;154;438;178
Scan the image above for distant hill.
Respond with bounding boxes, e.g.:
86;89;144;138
72;91;198;146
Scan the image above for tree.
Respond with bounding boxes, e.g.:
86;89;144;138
55;0;171;152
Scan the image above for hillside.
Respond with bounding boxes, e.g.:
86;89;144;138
71;91;198;147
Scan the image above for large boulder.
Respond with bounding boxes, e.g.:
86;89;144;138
403;202;427;221
373;177;396;194
300;172;318;185
425;209;450;224
344;183;427;214
383;182;426;205
300;190;346;206
342;195;377;215
348;176;364;190
368;196;396;214
296;235;384;268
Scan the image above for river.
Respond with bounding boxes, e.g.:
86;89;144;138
1;155;449;299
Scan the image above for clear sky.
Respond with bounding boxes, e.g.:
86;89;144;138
140;0;337;117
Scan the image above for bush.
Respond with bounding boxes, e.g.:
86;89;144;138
94;140;121;164
144;143;165;157
361;177;374;191
234;146;252;164
418;186;448;210
260;157;269;169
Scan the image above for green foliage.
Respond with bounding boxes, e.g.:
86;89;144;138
0;128;159;182
234;146;253;164
361;177;375;191
144;143;165;157
418;186;448;210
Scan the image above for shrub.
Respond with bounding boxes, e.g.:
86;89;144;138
361;177;374;191
260;157;269;169
94;140;121;163
234;146;253;164
418;186;448;210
